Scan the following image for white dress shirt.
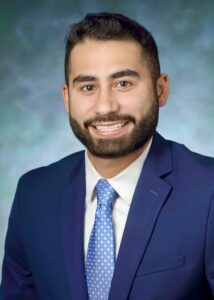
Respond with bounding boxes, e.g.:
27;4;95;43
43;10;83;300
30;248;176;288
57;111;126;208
84;138;152;261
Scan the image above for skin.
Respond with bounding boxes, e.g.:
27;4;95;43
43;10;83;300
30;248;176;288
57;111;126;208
62;38;169;178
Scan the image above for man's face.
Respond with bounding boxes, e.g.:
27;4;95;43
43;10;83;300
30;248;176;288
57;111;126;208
62;39;168;158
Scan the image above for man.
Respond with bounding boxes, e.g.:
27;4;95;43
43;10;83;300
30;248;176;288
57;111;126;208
0;12;214;300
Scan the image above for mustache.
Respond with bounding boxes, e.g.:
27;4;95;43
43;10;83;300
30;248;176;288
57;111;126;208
84;113;136;128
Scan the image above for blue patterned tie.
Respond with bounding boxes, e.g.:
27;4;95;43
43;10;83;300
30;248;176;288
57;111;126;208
86;179;118;300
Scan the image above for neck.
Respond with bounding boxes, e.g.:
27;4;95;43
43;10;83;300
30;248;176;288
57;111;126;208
87;138;151;179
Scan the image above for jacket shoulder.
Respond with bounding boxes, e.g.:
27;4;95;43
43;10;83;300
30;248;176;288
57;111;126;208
18;150;85;190
170;139;214;168
169;139;214;187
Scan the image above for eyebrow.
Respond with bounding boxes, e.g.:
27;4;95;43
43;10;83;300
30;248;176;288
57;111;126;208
72;69;141;85
111;69;140;79
73;75;96;85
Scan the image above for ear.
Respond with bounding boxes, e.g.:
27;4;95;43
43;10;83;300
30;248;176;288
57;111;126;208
156;73;169;107
61;84;70;113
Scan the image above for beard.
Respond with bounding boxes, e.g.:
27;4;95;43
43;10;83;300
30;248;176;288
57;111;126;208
68;98;159;159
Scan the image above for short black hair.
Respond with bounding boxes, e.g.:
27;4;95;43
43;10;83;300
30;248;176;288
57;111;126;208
64;12;160;85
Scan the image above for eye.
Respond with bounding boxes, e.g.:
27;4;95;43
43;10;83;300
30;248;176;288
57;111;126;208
116;80;132;89
81;84;95;92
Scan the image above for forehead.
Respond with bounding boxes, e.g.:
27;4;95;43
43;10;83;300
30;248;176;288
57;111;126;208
69;39;148;77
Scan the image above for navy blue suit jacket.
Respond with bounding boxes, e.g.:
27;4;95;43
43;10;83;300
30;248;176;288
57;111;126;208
1;132;214;299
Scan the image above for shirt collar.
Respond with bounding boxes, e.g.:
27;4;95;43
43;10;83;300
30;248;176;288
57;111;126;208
85;137;153;206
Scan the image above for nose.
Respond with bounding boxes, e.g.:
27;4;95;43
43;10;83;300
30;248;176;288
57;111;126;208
93;89;120;115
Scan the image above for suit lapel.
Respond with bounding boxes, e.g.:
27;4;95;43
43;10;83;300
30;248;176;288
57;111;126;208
109;132;173;300
60;153;88;300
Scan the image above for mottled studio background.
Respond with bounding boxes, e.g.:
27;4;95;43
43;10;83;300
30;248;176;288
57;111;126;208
0;0;213;280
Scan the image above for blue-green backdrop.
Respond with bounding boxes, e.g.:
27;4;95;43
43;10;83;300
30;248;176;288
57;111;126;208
0;0;213;280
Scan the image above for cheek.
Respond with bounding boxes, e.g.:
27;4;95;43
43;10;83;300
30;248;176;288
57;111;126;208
120;92;148;116
69;98;93;123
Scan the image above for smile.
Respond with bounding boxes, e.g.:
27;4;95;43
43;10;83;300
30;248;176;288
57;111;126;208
89;121;130;137
94;122;125;132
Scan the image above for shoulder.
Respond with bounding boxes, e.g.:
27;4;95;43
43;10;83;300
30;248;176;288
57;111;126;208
167;138;214;189
152;132;213;192
169;138;214;170
17;150;85;192
153;132;214;173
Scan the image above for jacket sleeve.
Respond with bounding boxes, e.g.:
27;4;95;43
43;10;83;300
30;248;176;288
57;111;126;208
205;192;214;297
0;177;38;300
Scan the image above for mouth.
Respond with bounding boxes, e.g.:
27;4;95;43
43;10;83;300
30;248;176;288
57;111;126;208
89;121;131;137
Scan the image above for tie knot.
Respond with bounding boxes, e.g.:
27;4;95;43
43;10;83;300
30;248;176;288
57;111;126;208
95;179;118;207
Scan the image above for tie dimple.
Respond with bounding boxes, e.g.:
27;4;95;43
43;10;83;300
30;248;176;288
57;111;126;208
86;179;118;300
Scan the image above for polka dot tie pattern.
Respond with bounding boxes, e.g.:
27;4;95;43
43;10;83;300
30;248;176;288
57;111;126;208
86;179;118;300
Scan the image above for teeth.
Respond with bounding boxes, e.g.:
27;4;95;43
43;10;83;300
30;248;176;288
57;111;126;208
95;123;124;132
